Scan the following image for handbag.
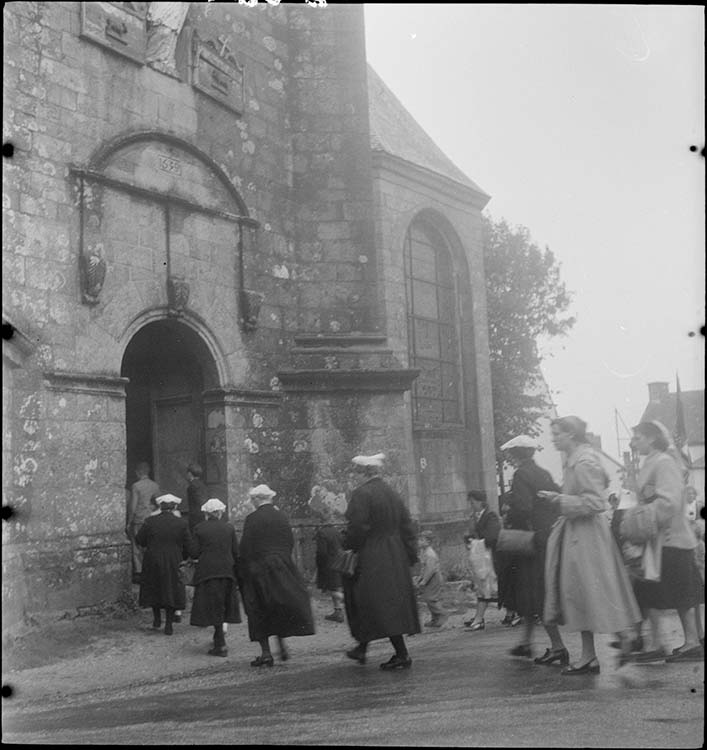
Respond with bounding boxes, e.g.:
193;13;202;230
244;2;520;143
496;528;535;556
620;503;659;545
179;559;196;587
331;549;359;577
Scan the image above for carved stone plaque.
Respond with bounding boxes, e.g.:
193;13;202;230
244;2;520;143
191;35;244;115
80;2;148;64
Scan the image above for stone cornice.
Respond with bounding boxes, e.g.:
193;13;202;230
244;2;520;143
292;333;389;354
202;387;282;408
277;368;419;394
371;150;491;211
43;371;129;398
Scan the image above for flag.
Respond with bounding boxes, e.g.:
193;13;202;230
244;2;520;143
674;373;687;449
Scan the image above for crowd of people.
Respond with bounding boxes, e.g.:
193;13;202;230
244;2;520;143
127;415;704;673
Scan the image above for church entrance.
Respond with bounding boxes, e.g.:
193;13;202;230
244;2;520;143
121;319;220;502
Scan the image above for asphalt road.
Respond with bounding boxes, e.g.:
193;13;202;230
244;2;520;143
3;625;703;746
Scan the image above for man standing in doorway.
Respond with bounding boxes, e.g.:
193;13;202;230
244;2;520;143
126;462;160;584
185;463;209;532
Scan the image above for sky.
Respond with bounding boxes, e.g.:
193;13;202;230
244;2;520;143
363;4;705;460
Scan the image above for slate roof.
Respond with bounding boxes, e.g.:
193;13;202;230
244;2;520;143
639;389;705;446
367;65;489;198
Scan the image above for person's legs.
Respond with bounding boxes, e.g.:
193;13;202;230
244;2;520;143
164;607;175;635
475;599;488;622
251;637;275;667
151;606;161;629
544;623;566;651
389;635;408;658
676;607;700;650
277;635;289;661
379;635;412;669
579;630;597;663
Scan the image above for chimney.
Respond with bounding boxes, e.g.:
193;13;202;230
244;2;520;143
648;382;669;403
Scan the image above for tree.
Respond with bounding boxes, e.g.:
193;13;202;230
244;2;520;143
482;215;575;484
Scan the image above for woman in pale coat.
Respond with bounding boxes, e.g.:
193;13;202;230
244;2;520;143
626;421;703;663
542;416;641;674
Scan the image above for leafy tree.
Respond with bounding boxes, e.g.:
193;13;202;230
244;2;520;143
482;215;575;486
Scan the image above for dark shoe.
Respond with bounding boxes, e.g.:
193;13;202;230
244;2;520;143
346;647;367;665
172;614;182;624
208;646;228;657
534;647;569;666
632;648;668;664
561;658;600;675
380;654;412;670
250;655;274;667
467;620;485;631
665;645;704;663
509;643;532;658
164;623;173;636
325;611;345;623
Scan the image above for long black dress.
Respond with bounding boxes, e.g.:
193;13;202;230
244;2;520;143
342;476;420;643
498;459;560;617
136;510;191;610
189;517;242;627
239;503;315;642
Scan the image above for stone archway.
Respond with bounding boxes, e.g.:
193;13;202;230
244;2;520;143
120;318;223;504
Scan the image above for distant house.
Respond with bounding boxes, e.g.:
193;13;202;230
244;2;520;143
638;381;705;505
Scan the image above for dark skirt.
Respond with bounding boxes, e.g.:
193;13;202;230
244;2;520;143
241;554;315;642
634;546;704;611
190;578;242;627
497;548;546;617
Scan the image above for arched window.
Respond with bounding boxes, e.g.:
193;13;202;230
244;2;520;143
404;220;461;426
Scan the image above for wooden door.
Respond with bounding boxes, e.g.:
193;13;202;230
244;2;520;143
152;395;202;498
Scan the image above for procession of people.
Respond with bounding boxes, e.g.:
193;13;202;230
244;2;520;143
127;417;704;673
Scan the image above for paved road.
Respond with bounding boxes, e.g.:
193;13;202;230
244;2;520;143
3;625;703;746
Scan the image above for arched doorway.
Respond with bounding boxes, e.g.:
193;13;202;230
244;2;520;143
121;319;221;502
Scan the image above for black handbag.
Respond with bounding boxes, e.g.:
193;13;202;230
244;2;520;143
179;559;196;586
331;549;359;577
496;528;535;556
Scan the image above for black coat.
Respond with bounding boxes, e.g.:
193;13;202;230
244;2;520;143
239;504;314;641
136;511;191;609
314;524;344;592
189;518;241;627
498;459;560;616
186;478;209;531
342;476;420;643
189;517;240;585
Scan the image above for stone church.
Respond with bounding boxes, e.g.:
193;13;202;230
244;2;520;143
2;1;495;639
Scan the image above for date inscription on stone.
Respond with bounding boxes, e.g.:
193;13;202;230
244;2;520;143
157;155;182;176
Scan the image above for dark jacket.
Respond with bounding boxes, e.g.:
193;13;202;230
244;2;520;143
186;477;209;531
498;459;560;616
342;476;421;643
136;511;191;609
239;503;314;641
189;517;240;586
506;459;560;547
315;524;344;591
473;507;501;550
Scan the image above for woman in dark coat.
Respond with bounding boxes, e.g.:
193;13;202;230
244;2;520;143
240;484;315;667
313;507;345;623
189;498;242;657
136;493;191;635
465;490;501;631
343;453;420;671
498;436;568;665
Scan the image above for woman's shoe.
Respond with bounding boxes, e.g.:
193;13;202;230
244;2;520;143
664;645;703;663
510;615;523;627
250;655;274;667
509;643;532;658
561;658;600;675
379;654;412;670
208;646;228;657
631;648;668;664
164;623;173;636
534;647;569;666
467;620;485;631
345;647;367;664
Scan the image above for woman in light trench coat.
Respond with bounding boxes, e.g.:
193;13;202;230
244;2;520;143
542;416;642;674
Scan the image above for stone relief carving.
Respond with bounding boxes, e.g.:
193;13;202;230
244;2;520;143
167;276;190;313
146;2;190;74
80;247;107;306
191;32;245;114
239;289;264;332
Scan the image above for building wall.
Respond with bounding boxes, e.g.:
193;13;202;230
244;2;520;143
371;155;496;522
3;2;495;634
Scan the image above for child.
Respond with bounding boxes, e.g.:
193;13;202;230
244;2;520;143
414;531;448;628
314;506;346;623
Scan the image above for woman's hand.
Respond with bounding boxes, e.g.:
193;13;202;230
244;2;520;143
537;491;559;502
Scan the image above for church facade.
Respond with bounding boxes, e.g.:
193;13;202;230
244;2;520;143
3;1;495;639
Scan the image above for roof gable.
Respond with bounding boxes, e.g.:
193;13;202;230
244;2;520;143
639;390;705;445
367;65;488;197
